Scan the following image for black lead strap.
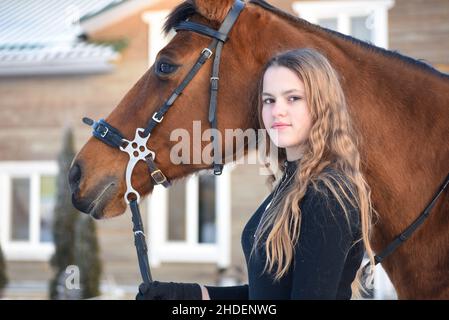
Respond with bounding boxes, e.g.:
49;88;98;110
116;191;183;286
83;117;125;149
130;200;152;285
376;171;449;264
362;171;449;280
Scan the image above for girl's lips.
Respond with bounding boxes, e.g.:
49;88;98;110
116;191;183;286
272;125;291;129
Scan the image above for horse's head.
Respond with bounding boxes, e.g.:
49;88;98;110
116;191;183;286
69;0;264;219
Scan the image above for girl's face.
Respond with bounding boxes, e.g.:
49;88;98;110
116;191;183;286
261;66;313;160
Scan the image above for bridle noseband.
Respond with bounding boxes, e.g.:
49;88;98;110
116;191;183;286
82;0;245;286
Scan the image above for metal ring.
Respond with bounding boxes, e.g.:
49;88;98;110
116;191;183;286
125;191;140;204
134;230;145;237
119;138;130;151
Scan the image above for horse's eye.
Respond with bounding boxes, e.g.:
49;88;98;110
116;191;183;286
157;62;177;75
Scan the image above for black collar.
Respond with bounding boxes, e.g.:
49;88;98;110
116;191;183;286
284;159;298;176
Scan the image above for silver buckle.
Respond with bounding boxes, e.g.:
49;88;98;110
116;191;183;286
201;48;213;59
210;77;219;90
100;127;109;138
152;112;164;123
134;230;145;237
151;169;167;185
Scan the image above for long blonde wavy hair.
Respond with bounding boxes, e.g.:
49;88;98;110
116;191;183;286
255;48;376;296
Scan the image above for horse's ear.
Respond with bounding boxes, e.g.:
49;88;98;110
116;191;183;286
194;0;236;23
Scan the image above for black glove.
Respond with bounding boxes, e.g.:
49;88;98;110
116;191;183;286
135;281;202;300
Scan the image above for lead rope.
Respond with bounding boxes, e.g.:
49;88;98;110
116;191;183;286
130;200;152;285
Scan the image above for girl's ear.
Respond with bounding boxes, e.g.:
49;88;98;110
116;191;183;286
194;0;236;23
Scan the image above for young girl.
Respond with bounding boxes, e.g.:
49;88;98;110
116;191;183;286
137;48;375;300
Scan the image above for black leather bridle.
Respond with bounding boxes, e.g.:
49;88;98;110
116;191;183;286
361;172;449;282
82;0;245;286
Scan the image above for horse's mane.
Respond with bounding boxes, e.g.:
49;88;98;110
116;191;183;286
163;0;448;80
250;0;449;80
163;1;196;35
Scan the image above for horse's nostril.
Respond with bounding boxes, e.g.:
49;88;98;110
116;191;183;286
68;162;82;191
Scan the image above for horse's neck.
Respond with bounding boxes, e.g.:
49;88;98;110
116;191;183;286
252;7;449;298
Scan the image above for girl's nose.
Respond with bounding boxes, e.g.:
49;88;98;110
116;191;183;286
271;101;287;117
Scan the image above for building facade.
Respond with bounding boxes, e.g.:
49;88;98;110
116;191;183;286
1;0;447;299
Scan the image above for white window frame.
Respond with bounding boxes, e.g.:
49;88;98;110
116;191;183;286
142;10;172;66
147;165;233;268
0;161;57;261
292;0;395;48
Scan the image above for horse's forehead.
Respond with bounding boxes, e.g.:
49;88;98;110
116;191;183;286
194;0;235;23
161;32;209;58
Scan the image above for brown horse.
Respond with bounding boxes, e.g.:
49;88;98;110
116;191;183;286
69;0;449;299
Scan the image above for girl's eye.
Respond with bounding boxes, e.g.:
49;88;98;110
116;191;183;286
263;98;274;104
157;61;178;75
288;96;302;102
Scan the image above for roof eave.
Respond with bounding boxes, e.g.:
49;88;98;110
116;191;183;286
0;59;118;77
80;0;162;34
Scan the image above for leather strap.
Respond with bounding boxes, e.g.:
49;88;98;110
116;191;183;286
84;117;125;149
361;171;449;275
130;199;152;286
175;21;228;42
145;155;171;187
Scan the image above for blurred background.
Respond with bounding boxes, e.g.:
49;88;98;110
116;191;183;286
1;0;448;300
